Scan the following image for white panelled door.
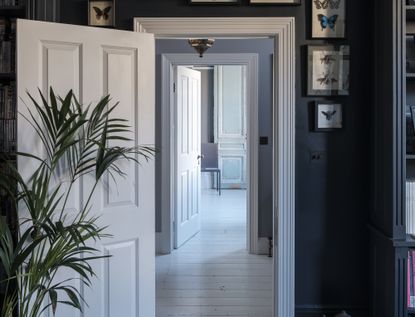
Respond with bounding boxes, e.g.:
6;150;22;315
17;20;155;317
214;65;247;189
175;66;201;248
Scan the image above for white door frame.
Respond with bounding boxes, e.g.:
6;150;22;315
161;54;259;254
134;17;296;317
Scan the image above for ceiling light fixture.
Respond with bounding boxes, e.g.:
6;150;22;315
188;39;215;58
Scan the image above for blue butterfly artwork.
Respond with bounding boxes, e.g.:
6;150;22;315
317;14;339;31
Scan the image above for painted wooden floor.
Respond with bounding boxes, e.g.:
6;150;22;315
156;189;273;317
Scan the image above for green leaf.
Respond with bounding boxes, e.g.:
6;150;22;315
49;289;58;315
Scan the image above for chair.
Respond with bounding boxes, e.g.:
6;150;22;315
201;143;221;195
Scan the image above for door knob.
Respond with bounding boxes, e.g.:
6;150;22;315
197;155;204;166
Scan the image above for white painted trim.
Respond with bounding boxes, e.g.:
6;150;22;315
160;54;259;255
134;17;296;317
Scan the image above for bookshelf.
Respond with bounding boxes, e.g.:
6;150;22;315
404;1;415;314
0;1;25;313
0;1;22;218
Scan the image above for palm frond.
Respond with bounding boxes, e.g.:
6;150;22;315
0;88;156;317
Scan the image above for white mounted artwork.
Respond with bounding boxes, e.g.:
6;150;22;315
312;0;346;39
308;45;350;96
315;102;343;131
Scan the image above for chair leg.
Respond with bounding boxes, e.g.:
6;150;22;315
218;170;221;196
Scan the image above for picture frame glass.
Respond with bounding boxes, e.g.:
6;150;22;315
249;0;300;3
308;45;350;96
89;0;114;27
312;0;346;38
316;103;342;130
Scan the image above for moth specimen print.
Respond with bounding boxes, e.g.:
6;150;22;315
316;72;338;86
308;45;350;96
320;54;336;65
312;0;345;38
88;0;115;27
321;110;337;120
93;6;112;20
315;102;343;131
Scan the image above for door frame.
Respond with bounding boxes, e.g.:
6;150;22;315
163;54;259;254
134;17;296;317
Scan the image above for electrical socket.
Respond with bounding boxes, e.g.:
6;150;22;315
310;151;326;162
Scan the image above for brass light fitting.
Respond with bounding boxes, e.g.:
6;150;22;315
188;39;215;58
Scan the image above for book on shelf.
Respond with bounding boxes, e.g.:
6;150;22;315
408;250;415;308
407;180;415;235
0;82;16;118
0;0;19;6
407;106;415;155
0;82;16;154
0;17;16;73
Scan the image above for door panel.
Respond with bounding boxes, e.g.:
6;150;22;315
17;19;155;317
102;46;138;208
214;65;247;189
221;155;245;184
175;66;201;248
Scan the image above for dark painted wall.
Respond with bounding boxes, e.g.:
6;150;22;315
155;38;274;238
60;0;372;314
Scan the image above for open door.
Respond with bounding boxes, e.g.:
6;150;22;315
17;19;155;316
174;66;201;248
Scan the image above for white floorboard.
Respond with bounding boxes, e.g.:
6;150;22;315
156;189;272;317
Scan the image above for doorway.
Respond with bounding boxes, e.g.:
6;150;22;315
134;17;296;317
160;53;259;254
173;63;251;250
157;57;272;316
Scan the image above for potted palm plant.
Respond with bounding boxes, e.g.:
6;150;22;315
0;88;155;317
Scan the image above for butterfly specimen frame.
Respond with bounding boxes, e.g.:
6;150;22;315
307;45;350;96
314;101;343;131
88;0;115;27
312;0;345;39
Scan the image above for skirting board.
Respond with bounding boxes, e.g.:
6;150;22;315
295;305;368;317
258;237;272;255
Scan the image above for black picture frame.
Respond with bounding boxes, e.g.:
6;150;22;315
312;0;346;39
88;0;115;28
314;101;343;132
249;0;301;5
187;0;241;5
307;45;350;96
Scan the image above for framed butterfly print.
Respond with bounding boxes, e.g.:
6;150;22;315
312;0;346;39
307;45;350;96
314;101;343;131
88;0;115;27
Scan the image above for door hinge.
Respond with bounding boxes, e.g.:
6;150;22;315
173;83;176;93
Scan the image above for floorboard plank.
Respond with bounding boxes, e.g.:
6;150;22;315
156;190;272;317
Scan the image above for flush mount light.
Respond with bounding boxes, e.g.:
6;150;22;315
188;39;215;58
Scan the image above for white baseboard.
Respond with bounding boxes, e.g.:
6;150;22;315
257;237;272;255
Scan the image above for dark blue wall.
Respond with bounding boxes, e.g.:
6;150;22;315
60;0;372;314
